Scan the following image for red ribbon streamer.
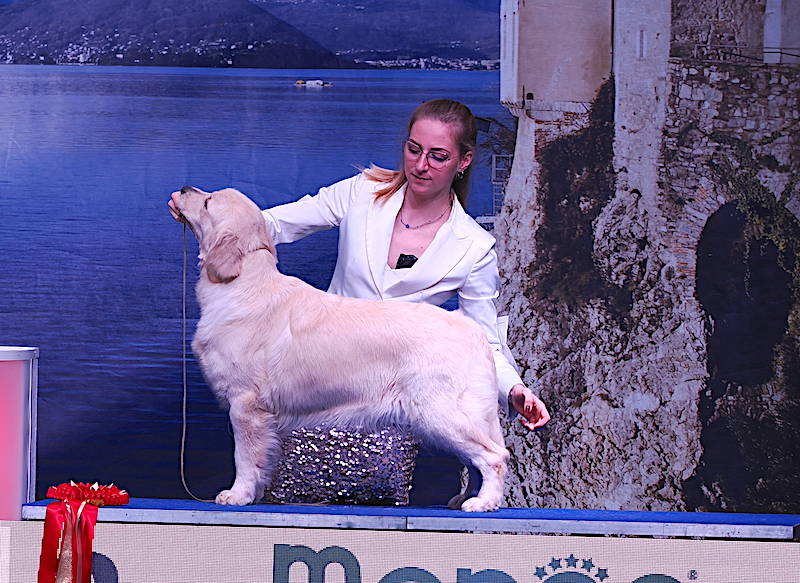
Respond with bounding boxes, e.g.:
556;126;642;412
37;482;128;583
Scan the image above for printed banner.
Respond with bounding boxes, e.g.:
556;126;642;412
3;521;799;583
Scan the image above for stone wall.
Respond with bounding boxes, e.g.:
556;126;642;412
662;60;800;512
664;61;799;223
671;0;765;59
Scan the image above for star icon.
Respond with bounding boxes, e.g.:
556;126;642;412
534;566;548;580
596;568;609;581
565;554;579;568
549;557;562;570
582;558;595;572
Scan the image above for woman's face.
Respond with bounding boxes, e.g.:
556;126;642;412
403;117;472;201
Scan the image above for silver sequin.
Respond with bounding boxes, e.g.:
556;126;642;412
264;426;418;506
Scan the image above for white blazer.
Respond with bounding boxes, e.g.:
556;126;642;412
262;173;524;408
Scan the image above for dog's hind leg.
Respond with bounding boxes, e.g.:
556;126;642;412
216;392;280;506
419;406;509;512
446;412;509;509
458;440;508;512
455;438;508;512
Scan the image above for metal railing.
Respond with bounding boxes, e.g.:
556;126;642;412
673;43;800;64
491;153;514;216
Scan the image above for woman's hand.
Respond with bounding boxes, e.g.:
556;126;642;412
509;384;550;431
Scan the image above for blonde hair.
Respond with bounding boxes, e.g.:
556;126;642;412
363;99;477;207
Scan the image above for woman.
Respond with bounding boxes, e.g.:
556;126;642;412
259;99;549;428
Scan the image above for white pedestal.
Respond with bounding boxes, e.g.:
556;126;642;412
0;346;38;520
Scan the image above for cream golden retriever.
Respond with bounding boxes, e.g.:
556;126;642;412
170;186;509;511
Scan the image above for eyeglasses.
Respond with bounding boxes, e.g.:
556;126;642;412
404;139;453;169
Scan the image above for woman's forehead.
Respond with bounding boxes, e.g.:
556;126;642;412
408;117;459;150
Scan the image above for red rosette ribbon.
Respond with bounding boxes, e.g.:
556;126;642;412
37;481;129;583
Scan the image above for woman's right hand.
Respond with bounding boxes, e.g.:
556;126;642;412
509;384;550;431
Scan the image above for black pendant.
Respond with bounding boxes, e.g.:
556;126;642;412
396;254;419;269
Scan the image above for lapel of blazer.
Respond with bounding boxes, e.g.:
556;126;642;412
365;186;405;299
379;196;474;299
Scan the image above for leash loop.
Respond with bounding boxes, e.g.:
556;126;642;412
180;222;214;503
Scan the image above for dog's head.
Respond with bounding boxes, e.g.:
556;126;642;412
171;186;277;283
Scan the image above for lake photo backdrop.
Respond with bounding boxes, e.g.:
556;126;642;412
0;64;512;500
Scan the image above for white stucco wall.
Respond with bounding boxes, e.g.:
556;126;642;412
500;0;612;108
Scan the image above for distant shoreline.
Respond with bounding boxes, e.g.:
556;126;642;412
0;60;499;71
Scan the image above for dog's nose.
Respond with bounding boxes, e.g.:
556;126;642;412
181;186;195;195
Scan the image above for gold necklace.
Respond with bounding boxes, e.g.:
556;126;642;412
399;207;448;229
398;195;453;229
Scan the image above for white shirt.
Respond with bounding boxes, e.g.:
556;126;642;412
262;173;523;409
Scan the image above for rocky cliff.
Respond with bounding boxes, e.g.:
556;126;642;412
495;58;800;512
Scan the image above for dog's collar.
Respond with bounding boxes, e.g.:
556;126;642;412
198;246;273;264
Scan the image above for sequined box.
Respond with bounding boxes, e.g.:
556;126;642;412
265;426;418;506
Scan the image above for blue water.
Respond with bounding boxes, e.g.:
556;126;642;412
0;65;511;500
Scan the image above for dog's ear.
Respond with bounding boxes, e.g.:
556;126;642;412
204;231;243;283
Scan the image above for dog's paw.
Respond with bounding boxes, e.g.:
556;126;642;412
215;488;255;506
459;496;500;512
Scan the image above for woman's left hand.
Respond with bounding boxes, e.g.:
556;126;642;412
509;384;550;431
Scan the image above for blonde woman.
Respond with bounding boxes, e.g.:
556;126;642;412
261;99;549;429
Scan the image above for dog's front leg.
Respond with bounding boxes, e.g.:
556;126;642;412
216;392;280;506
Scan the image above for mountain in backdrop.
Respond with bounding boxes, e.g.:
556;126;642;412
0;0;353;68
252;0;500;62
